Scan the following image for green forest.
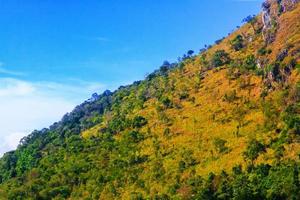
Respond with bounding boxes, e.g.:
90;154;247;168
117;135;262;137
0;0;300;199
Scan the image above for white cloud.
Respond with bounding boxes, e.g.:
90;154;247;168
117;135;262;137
0;77;106;157
0;62;26;76
1;132;29;154
0;78;35;96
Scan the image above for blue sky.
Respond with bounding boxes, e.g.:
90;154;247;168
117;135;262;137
0;0;263;156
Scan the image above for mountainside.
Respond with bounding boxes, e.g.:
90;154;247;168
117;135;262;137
0;0;300;199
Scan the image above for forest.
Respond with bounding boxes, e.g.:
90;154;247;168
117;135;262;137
0;0;299;199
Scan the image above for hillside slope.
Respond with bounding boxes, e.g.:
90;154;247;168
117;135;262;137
0;0;300;199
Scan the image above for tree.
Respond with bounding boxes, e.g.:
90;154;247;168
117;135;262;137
0;151;17;183
159;61;171;76
243;54;257;71
214;138;230;154
232;104;247;137
282;104;300;134
243;139;265;164
132;116;148;128
231;35;244;51
262;101;278;130
242;15;255;23
160;96;172;109
215;38;225;45
242;15;257;31
187;50;194;57
211;50;231;68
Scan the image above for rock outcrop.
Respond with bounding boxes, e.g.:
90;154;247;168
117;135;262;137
261;0;299;43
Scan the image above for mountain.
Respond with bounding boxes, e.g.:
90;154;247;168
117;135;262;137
0;0;299;199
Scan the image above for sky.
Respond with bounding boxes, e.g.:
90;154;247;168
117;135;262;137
0;0;263;156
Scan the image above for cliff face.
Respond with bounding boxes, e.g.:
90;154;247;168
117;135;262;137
262;0;299;43
281;0;300;11
0;0;299;199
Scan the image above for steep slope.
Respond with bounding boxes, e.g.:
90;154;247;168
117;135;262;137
0;0;299;199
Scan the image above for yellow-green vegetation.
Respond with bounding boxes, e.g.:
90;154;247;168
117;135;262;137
0;0;299;199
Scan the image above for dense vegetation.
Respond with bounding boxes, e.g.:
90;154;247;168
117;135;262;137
0;0;299;199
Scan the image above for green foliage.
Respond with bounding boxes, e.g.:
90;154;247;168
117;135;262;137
0;152;17;183
262;101;278;130
159;96;172;109
211;50;231;68
231;35;244;51
178;150;197;172
214;138;230;154
282;104;300;134
132;116;148;128
280;82;300;135
123;131;144;143
243;55;257;71
179;91;189;100
0;6;299;199
163;128;171;138
277;0;284;15
257;47;272;56
15;150;35;176
200;54;209;68
108;115;131;134
242;15;257;31
243;139;265;163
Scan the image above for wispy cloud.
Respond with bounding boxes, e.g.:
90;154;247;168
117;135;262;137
0;78;35;97
0;62;26;76
94;37;110;42
78;36;110;43
0;77;106;157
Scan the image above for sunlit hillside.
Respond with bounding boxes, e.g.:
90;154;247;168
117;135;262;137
0;0;299;199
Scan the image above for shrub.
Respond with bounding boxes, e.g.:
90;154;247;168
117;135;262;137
214;138;230;154
242;15;255;23
237;75;251;89
178;160;186;172
232;165;243;175
163;128;171;138
243;55;257;71
159;61;171;76
282;104;300;134
232;105;247;137
231;35;244;51
132;116;148;128
262;101;278;130
274;145;285;160
108;115;131;134
243;139;265;164
179;91;189;100
160;96;172;109
277;0;284;15
130;192;144;200
223;90;238;103
15;149;37;176
242;15;257;31
257;47;272;56
211;50;231;68
178;150;197;172
215;37;225;45
200;54;209;68
189;96;196;103
124;131;144;143
187;50;194;57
